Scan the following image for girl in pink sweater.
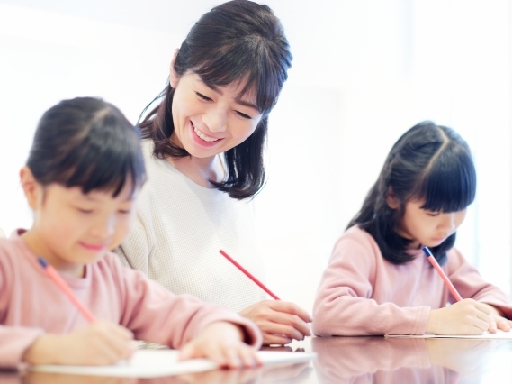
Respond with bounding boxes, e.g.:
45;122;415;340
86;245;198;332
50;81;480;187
313;121;512;336
0;97;262;369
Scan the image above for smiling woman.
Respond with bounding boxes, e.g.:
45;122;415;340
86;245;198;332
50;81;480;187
115;0;312;346
167;71;261;185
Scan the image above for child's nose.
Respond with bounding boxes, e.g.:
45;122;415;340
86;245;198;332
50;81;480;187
440;213;455;231
92;216;115;238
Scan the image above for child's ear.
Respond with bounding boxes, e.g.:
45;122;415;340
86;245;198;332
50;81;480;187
386;187;400;209
20;166;42;210
169;49;179;88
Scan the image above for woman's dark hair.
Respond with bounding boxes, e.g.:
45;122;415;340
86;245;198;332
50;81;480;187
348;121;476;265
139;0;292;199
27;96;147;197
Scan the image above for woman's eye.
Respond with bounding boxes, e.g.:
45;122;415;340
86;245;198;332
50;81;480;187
77;208;93;214
195;92;212;101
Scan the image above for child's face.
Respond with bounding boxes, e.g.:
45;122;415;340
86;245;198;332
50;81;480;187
27;175;137;269
170;69;262;161
398;199;467;249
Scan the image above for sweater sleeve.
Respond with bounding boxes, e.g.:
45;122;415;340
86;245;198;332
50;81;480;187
0;246;44;369
447;249;512;318
109;255;262;349
312;234;429;336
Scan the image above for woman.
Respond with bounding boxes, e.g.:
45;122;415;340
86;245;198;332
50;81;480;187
117;0;311;345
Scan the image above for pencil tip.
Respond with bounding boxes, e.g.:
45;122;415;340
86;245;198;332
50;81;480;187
37;257;49;268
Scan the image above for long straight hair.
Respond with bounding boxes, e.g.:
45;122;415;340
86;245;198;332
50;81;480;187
348;121;476;265
139;0;292;199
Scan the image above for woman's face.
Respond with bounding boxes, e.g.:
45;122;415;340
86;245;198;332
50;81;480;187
170;69;263;160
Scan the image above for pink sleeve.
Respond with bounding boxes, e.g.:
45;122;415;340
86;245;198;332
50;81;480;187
110;256;262;349
0;246;44;369
447;249;512;318
0;326;44;370
312;235;429;336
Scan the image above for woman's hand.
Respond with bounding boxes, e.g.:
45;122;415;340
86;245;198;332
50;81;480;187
239;300;311;345
178;322;262;369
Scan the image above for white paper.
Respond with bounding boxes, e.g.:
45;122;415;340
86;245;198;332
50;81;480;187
30;350;317;378
386;329;512;340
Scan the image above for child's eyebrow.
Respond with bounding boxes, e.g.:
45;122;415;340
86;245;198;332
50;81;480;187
81;194;135;202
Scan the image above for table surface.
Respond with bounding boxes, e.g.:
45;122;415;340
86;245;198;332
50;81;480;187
5;336;512;383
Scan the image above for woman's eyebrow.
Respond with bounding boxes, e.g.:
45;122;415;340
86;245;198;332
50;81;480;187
201;80;259;112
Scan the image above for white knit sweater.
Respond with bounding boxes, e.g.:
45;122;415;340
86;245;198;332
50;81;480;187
115;140;266;312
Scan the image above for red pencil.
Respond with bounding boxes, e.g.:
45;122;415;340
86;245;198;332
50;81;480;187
38;257;96;323
219;250;281;300
422;246;463;302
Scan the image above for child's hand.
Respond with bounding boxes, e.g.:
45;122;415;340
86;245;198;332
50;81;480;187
426;298;492;334
239;300;311;345
23;321;134;365
177;322;263;369
487;305;512;333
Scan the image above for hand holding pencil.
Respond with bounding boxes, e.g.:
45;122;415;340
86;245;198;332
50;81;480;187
22;257;135;366
422;247;512;335
220;250;312;345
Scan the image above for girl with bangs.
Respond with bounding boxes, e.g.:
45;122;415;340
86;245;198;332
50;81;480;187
0;97;263;369
116;0;311;345
312;121;512;336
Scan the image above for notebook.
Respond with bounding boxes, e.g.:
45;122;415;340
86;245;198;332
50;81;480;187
30;349;317;378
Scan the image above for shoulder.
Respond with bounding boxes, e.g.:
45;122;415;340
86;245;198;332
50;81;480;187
94;251;134;284
99;251;128;272
328;226;383;269
0;232;30;264
0;234;33;282
334;226;382;256
140;139;156;161
96;251;155;289
0;238;16;266
444;246;468;270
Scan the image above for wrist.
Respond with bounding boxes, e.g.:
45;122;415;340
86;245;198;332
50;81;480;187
425;308;439;334
204;321;245;342
22;334;62;365
488;305;502;317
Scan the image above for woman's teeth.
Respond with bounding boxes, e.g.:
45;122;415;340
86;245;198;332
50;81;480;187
194;126;220;142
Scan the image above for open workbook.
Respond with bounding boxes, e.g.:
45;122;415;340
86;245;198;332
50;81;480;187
386;329;512;340
30;349;317;378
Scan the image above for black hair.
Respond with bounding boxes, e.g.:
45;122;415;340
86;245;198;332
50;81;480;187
348;121;476;265
27;96;147;196
139;0;292;199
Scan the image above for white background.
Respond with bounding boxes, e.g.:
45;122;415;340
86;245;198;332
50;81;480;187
0;1;511;313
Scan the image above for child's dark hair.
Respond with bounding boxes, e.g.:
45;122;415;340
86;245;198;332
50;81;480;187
27;97;147;196
348;121;476;265
139;0;292;199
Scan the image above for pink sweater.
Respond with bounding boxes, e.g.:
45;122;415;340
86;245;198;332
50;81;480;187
0;231;262;369
312;226;512;336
